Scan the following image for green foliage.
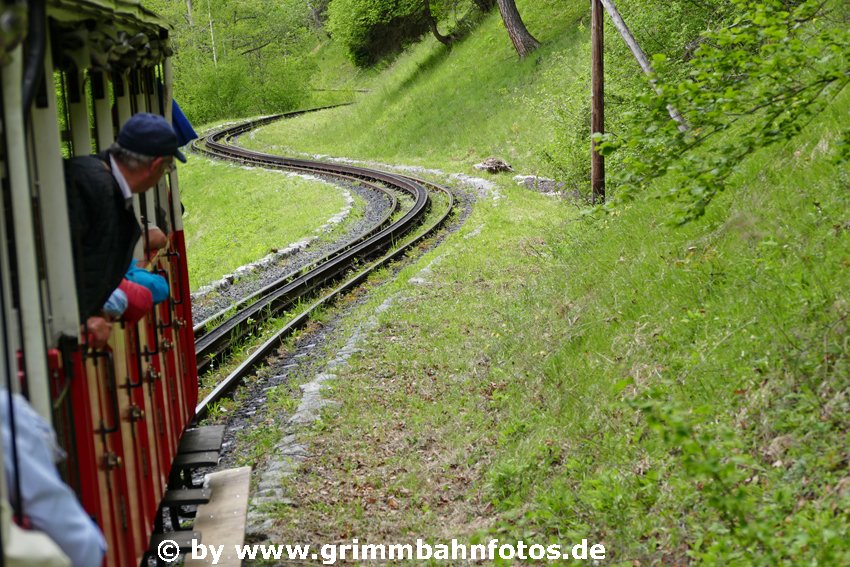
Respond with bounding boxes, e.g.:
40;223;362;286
325;0;479;67
836;128;850;163
242;1;589;173
478;89;850;562
601;0;850;222
267;80;850;557
520;46;591;193
326;0;430;67
145;0;317;122
184;58;250;121
632;393;850;563
186;0;850;561
525;0;729;196
177;55;314;124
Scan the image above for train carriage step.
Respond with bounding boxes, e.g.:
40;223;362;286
179;426;226;453
173;451;220;469
162;488;212;506
170;451;220;490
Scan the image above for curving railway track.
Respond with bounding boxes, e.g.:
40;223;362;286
190;113;455;420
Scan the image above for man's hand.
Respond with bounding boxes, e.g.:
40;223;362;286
85;316;112;349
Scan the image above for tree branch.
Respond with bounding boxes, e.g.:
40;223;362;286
240;40;273;56
599;0;689;131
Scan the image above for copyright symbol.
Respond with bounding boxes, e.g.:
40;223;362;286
157;539;180;563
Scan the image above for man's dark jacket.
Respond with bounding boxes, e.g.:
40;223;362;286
64;153;141;320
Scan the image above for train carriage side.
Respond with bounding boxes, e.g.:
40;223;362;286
0;1;198;565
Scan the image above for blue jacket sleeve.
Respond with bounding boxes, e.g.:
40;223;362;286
1;394;107;567
125;262;169;304
102;288;128;317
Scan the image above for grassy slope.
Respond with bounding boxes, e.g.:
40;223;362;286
267;86;850;565
302;39;378;108
241;1;589;179
180;156;348;290
205;1;850;563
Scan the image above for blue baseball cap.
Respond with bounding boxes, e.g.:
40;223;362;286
117;112;187;163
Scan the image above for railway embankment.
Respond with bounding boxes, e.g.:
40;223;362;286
196;87;850;563
177;1;850;562
180;156;354;294
187;89;850;561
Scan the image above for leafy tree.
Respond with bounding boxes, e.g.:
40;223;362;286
306;0;332;29
425;0;453;46
327;0;484;66
145;0;317;123
599;0;850;222
326;0;430;67
472;0;495;11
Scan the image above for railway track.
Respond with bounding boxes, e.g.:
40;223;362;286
190;113;455;420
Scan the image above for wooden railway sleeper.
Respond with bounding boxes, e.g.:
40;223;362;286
194;194;424;360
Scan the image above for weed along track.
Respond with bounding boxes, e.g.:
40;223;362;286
191;114;455;420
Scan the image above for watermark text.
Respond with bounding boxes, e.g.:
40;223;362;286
154;537;606;564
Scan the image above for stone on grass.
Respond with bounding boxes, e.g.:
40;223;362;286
474;157;514;173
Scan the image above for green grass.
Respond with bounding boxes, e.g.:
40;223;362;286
238;0;590;179
267;85;850;564
180;0;850;562
302;38;378;108
179;156;351;290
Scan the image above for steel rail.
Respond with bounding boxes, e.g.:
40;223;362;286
191;116;435;375
189;114;455;419
190;174;400;341
194;177;454;422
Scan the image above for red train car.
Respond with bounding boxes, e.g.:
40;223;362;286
0;1;203;565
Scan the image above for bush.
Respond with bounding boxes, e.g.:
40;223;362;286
187;59;251;123
148;0;316;124
326;0;429;67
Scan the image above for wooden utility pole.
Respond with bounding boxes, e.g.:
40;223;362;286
591;0;605;203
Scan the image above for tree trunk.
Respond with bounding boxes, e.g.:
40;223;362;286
186;0;194;26
424;0;452;45
206;0;217;67
495;0;539;58
306;1;325;30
